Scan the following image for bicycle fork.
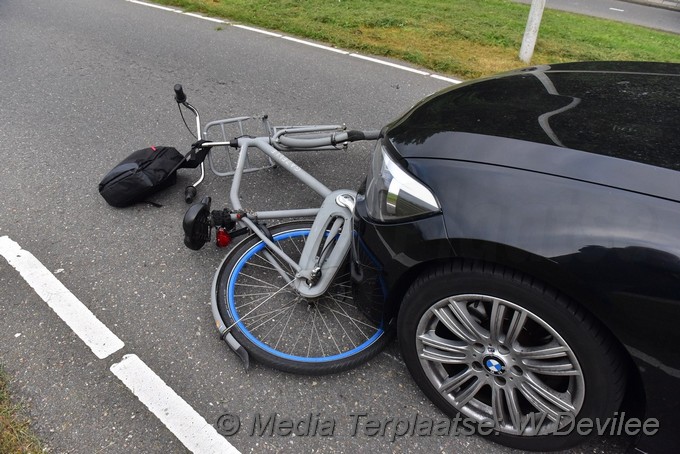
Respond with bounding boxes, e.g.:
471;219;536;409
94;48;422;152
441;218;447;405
239;189;356;299
294;190;356;298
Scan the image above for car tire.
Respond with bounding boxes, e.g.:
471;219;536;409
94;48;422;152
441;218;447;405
397;261;626;451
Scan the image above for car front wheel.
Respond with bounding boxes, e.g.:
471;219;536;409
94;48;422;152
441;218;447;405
397;261;626;451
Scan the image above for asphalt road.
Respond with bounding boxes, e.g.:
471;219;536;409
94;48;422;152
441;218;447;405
0;1;634;453
515;0;680;34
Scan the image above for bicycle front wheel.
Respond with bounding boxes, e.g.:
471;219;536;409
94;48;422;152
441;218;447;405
214;221;391;375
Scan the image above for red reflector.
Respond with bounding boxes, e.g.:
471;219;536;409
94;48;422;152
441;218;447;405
216;228;231;248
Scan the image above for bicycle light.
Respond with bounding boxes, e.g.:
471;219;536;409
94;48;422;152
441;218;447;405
215;228;232;248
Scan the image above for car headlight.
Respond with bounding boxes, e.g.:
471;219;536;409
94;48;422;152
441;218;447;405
363;141;440;222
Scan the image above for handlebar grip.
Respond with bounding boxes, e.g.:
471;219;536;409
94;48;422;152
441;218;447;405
174;84;187;104
345;130;365;142
344;130;381;142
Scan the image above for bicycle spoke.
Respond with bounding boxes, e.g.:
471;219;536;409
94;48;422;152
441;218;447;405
308;309;319;357
327;300;358;349
328;295;356;308
236;293;273;309
326;289;371;333
272;238;302;276
289;236;303;257
327;307;376;332
290;313;308;353
233;291;277;299
316;304;343;354
274;302;299;350
258;303;298;343
237;272;283;290
242;298;298;333
244;260;286;274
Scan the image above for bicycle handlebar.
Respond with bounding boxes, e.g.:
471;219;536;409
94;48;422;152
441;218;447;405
276;129;380;148
174;84;187;104
173;83;380;149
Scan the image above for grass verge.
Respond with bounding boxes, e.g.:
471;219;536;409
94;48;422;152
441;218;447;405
0;366;43;454
150;0;679;78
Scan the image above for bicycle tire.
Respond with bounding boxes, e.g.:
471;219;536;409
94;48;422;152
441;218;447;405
214;221;391;375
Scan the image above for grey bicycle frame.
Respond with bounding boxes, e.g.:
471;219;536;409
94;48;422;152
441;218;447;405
183;101;376;298
225;135;356;298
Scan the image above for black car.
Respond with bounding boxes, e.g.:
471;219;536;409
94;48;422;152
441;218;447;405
351;62;680;452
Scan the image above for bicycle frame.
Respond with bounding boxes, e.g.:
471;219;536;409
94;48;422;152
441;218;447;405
179;94;376;298
223;135;357;298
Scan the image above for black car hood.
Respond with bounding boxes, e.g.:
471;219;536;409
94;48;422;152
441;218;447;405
386;62;680;200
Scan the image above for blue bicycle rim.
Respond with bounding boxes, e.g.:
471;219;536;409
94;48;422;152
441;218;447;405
227;229;384;363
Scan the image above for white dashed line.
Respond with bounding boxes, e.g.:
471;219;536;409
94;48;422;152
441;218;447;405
609;8;625;12
111;354;239;454
0;236;124;359
1;235;239;453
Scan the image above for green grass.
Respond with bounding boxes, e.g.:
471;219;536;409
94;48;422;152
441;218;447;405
0;366;43;454
151;0;679;78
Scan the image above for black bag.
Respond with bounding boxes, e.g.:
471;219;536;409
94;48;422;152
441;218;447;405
99;146;185;207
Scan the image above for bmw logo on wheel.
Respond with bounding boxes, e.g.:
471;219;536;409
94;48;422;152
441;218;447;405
483;356;506;375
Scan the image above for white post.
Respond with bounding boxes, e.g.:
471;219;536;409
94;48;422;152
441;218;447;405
519;0;546;63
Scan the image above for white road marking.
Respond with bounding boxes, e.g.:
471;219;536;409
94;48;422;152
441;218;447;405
233;24;282;37
184;13;228;24
431;74;463;84
111;354;239;454
126;0;181;13
350;53;431;75
1;234;239;452
0;236;124;359
282;36;349;55
123;0;460;84
610;8;625;12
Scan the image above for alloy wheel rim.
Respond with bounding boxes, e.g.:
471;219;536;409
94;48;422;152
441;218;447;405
416;294;585;436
